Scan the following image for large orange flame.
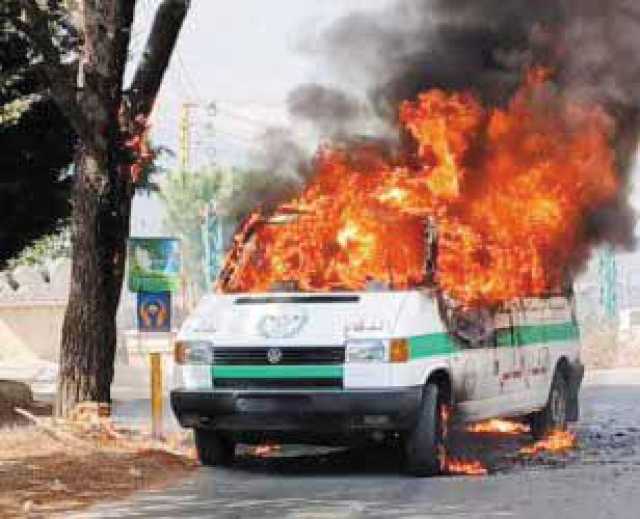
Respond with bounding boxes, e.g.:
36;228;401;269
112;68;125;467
220;68;618;305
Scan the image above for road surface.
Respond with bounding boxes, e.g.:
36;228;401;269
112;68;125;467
76;383;640;519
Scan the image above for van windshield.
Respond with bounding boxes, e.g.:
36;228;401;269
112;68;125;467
217;211;430;294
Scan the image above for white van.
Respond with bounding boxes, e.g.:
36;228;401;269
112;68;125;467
171;285;584;476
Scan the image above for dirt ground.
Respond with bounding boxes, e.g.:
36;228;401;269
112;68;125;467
0;415;196;518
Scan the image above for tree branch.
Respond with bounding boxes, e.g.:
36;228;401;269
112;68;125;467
10;1;90;140
125;0;191;120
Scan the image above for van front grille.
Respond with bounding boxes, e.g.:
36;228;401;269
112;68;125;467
213;346;345;365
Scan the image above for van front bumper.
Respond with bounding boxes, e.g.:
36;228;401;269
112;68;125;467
171;387;423;441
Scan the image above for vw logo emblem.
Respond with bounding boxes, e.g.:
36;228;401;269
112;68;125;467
267;347;283;365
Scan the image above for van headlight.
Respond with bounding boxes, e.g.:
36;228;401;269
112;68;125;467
175;340;214;365
346;339;387;363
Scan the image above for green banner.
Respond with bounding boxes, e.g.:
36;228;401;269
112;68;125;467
128;238;181;293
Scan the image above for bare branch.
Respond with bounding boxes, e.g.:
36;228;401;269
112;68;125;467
125;0;190;120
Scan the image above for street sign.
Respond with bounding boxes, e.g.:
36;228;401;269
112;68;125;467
128;238;181;293
137;291;172;333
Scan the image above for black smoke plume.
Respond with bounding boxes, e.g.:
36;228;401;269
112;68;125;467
298;0;640;250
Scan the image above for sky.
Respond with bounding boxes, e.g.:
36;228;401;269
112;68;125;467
130;0;393;234
137;0;393;168
129;0;640;301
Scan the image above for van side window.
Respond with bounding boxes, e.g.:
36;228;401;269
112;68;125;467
437;295;495;349
449;307;495;349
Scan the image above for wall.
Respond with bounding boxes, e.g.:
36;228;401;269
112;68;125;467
0;260;70;363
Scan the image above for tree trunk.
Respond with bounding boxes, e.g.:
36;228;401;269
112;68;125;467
57;147;131;416
50;0;190;416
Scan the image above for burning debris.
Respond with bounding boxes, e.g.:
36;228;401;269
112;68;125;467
442;457;489;477
519;430;578;457
465;418;579;460
439;406;489;476
248;443;282;458
467;419;531;436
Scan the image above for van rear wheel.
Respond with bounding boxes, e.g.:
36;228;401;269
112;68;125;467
529;370;569;440
403;383;446;477
194;429;236;466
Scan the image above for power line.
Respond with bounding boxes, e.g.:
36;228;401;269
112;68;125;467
216;105;284;129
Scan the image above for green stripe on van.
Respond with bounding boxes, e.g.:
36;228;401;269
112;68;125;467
212;365;343;379
516;322;579;345
408;321;579;359
409;333;459;359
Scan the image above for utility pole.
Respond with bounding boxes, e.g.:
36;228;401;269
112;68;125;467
599;245;618;320
178;101;217;182
178;102;195;183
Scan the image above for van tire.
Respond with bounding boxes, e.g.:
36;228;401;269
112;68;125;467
194;429;235;466
404;383;446;477
529;369;569;440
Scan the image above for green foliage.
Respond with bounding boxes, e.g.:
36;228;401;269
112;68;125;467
1;1;75;268
159;166;295;296
159;169;227;293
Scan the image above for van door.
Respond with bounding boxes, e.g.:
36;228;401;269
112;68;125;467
520;298;544;397
441;305;496;407
454;307;519;421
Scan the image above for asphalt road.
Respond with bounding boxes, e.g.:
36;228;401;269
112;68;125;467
75;384;640;519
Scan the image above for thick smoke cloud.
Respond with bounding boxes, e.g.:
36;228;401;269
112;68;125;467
309;1;639;113
299;0;640;250
287;84;363;133
239;127;312;215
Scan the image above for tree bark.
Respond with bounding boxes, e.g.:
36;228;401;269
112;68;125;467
53;0;190;416
57;147;132;415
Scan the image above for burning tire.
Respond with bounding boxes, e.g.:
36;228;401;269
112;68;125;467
403;383;446;477
529;369;569;440
194;429;236;467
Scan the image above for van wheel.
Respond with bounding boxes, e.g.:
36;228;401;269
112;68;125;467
529;369;568;440
403;383;446;477
194;429;236;466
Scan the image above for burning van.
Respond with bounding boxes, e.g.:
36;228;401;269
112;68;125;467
171;212;584;476
165;68;623;475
